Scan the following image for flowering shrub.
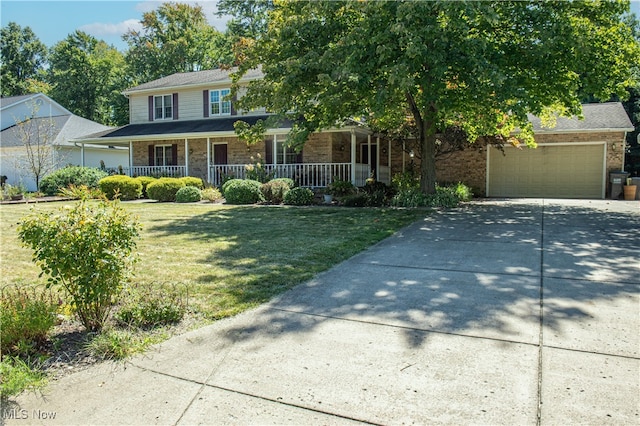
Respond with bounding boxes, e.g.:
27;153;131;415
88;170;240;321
261;180;291;204
245;154;274;183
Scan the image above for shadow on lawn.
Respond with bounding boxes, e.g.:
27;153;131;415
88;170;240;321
146;206;424;314
203;200;639;351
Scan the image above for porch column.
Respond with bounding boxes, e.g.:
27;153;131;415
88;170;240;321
129;141;133;176
80;143;85;167
387;137;391;174
367;134;372;178
184;138;189;177
376;135;380;181
350;129;356;185
273;134;277;165
207;137;211;184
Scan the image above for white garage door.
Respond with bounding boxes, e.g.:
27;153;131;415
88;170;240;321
487;143;605;199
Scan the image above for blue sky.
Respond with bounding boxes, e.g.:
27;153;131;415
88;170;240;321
0;0;230;52
1;0;639;53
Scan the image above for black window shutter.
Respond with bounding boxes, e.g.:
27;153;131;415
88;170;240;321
148;96;154;121
296;149;303;164
171;144;178;165
203;90;209;117
148;145;155;166
173;93;179;120
265;139;273;164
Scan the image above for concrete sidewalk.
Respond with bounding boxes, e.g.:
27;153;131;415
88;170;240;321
6;199;639;425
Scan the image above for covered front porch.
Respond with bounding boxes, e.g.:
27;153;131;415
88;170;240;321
75;116;397;189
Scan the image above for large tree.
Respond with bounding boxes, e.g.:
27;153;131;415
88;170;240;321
124;2;230;82
233;0;639;194
0;22;48;97
48;31;127;125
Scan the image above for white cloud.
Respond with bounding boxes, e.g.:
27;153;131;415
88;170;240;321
79;19;143;37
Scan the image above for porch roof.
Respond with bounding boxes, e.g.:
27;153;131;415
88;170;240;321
73;115;293;145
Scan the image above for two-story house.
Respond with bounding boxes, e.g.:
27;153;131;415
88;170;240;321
75;67;393;189
75;67;634;199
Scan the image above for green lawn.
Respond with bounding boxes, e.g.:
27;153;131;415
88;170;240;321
1;201;426;319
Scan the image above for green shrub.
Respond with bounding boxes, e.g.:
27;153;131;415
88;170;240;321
328;178;356;197
361;181;393;207
175;186;202;203
40;166;108;195
201;187;223;202
391;183;473;208
223;179;265;204
391;171;420;192
245;154;274;183
99;175;143;200
271;177;295;188
342;192;369;207
147;178;185;202
0;287;60;356
0;356;47;398
180;176;204;189
18;199;140;332
135;176;157;198
261;180;291;204
284;187;314;206
116;284;186;329
391;188;431;208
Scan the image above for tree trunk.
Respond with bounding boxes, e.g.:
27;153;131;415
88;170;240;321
406;92;437;194
420;130;437;195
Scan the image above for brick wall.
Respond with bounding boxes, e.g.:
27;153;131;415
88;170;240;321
392;131;627;197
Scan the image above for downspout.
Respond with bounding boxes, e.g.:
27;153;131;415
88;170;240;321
81;143;85;167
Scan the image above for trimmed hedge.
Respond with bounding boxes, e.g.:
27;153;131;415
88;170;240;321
146;178;185;202
284;187;314;206
98;175;143;200
271;177;295;188
261;180;291;204
135;176;157;198
40;166;108;195
223;179;264;204
175;186;202;203
180;176;204;189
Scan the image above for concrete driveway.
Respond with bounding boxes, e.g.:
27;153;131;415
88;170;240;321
8;199;639;425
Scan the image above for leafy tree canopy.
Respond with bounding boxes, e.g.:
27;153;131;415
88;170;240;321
233;0;640;193
0;22;48;97
48;31;127;126
124;2;231;82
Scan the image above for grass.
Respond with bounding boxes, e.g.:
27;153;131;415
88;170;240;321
1;202;426;319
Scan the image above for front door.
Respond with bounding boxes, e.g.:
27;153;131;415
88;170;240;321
213;144;228;165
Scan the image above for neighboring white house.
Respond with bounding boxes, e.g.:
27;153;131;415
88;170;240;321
0;93;129;191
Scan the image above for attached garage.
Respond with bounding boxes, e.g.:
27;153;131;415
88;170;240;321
434;102;633;199
487;143;606;199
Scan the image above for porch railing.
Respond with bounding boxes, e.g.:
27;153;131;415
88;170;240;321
124;166;186;178
210;163;351;188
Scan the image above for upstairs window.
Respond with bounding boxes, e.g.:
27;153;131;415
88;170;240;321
154;95;173;120
210;89;231;116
